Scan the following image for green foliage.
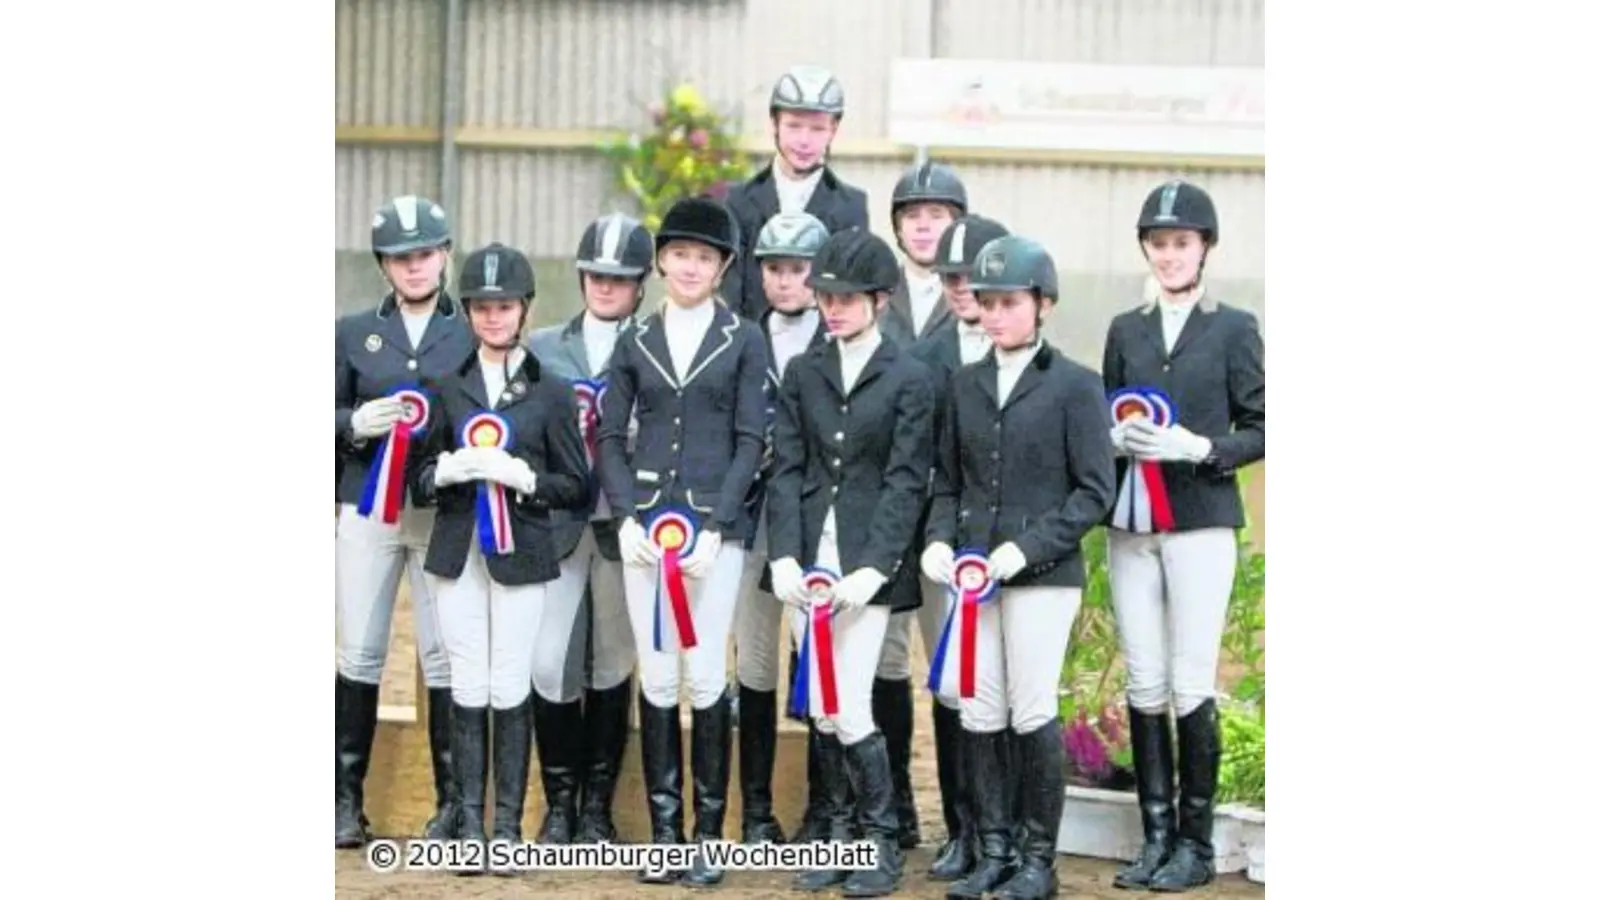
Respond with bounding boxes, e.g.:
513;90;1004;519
1059;469;1266;806
596;81;753;232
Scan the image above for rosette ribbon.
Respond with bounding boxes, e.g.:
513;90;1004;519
460;411;517;556
787;567;842;719
1109;387;1178;533
927;549;1000;700
357;386;430;524
571;378;607;468
646;507;700;652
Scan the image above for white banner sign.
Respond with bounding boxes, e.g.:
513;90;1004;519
888;59;1264;158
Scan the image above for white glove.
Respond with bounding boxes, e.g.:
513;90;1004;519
1125;419;1212;463
830;568;888;612
920;541;955;585
769;557;807;609
681;530;723;579
619;518;658;568
1109;419;1136;458
476;447;539;496
350;397;405;440
433;450;484;488
988;542;1028;582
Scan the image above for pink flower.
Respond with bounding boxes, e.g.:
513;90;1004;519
688;128;710;149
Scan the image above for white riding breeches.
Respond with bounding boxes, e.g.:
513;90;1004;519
1107;527;1237;716
788;514;892;746
623;542;747;710
431;534;546;710
958;586;1083;735
334;503;450;688
734;547;788;693
535;524;634;702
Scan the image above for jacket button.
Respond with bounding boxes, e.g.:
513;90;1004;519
674;417;681;425
1162;364;1171;372
840;405;848;414
993;422;1001;431
406;359;418;371
832;458;841;467
671;443;679;451
834;431;844;441
990;451;1000;461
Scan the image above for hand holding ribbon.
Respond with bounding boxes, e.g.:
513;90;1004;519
829;567;887;611
646;508;700;651
1124;419;1212;463
1108;388;1179;533
357;387;430;524
788;568;841;719
927;549;999;701
459;411;517;556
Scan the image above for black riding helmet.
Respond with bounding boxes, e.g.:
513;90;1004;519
933;214;1011;276
1137;180;1219;293
1137;180;1219;245
807;228;901;296
576;212;654;278
654;196;740;272
890;162;968;219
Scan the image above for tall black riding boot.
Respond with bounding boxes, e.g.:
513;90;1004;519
684;694;734;886
872;677;919;848
794;722;834;842
489;698;534;875
335;675;379;848
738;684;787;844
929;703;975;880
637;695;687;884
1150;700;1220;892
994;720;1067;899
421;688;461;840
946;729;1017;900
532;693;585;844
1114;706;1177;889
793;731;856;892
451;702;490;876
841;732;905;898
576;678;632;843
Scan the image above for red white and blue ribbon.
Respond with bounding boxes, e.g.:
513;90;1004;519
927;550;1000;700
357;386;430;524
647;507;700;652
788;568;842;719
572;378;609;518
571;378;607;468
1109;387;1177;533
460;411;516;557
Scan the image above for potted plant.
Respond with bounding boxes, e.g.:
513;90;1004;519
1055;473;1266;882
597;81;753;232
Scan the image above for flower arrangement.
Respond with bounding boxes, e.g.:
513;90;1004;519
597;81;753;232
1059;472;1266;801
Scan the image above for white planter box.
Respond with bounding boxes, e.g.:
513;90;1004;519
1055;786;1142;862
1055;787;1266;884
1225;805;1266;883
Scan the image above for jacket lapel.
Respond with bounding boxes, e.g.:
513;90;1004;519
557;313;592;378
630;314;679;390
920;298;952;340
492;352;542;414
413;294;463;357
1168;296;1220;361
681;305;740;388
847;339;898;398
886;274;914;335
1001;344;1051;411
972;352;1000;412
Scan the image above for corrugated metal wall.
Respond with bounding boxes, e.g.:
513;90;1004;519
336;0;1264;281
